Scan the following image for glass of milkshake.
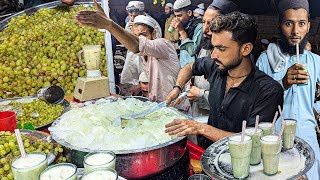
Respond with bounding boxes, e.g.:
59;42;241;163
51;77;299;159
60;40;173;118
261;135;282;176
283;119;297;150
84;151;116;173
258;122;275;136
81;168;118;180
40;163;77;180
11;152;48;180
245;128;263;165
228;134;252;179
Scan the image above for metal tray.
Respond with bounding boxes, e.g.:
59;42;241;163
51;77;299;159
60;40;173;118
201;135;315;180
0;97;70;130
19;129;56;164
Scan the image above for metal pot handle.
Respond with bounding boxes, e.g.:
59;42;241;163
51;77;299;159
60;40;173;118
77;50;86;66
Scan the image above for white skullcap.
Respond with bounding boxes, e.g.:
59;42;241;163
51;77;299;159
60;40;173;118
197;3;205;9
173;0;191;10
166;3;173;8
134;15;156;29
261;39;270;45
139;72;149;83
126;1;145;11
194;8;205;15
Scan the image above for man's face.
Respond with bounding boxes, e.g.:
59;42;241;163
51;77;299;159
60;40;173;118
140;82;149;96
165;6;171;15
133;24;153;40
280;9;310;46
128;11;139;21
174;10;192;26
203;9;220;38
211;31;242;72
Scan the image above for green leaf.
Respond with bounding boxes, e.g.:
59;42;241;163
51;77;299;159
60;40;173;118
23;123;35;130
17;122;22;129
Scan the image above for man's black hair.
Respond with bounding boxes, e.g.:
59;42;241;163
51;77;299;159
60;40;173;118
210;12;257;46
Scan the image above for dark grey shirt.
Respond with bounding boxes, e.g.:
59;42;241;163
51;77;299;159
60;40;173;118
192;57;284;149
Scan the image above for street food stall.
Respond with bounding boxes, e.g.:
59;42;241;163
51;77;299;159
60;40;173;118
0;0;317;180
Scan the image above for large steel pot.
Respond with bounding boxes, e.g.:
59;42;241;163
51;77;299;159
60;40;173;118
50;96;189;179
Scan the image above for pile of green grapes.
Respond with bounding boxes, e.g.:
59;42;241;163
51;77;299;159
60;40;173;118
0;131;69;180
10;100;64;128
0;5;107;98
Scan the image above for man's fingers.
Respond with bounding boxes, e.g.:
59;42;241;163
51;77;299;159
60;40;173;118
166;125;188;135
77;10;96;15
165;119;183;128
93;0;105;13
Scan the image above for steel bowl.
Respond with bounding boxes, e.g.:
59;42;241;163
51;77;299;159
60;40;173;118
50;96;189;179
0;97;70;131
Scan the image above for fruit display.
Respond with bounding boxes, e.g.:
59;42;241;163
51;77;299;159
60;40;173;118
8;100;64;129
0;5;107;98
0;131;69;180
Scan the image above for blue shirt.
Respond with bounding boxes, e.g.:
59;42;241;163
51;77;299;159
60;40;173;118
257;46;320;179
179;23;203;68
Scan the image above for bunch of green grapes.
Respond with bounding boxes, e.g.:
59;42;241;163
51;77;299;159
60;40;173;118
0;131;70;180
0;5;108;98
10;100;64;128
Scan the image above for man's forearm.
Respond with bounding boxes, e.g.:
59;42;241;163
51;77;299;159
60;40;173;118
199;124;235;142
175;63;194;88
104;21;140;53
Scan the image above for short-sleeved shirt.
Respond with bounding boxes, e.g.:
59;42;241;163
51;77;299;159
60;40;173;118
192;57;284;148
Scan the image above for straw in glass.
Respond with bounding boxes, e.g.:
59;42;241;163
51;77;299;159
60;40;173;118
241;120;247;143
277;120;286;142
255;115;259;134
278;105;284;121
14;129;26;158
272;111;278;127
296;43;300;64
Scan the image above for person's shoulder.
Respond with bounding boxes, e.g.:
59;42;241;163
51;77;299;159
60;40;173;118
254;68;283;92
256;51;268;64
306;50;320;62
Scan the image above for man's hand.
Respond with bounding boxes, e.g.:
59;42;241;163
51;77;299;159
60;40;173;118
170;18;184;32
165;87;181;106
187;86;200;102
76;0;112;30
165;119;202;136
61;0;75;6
282;64;309;89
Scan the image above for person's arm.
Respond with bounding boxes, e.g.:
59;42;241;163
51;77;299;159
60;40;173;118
180;24;203;56
165;119;234;142
165;63;194;105
76;0;140;53
170;18;188;41
138;36;174;60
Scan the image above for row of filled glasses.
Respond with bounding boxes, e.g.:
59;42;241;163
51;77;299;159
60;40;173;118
11;151;117;179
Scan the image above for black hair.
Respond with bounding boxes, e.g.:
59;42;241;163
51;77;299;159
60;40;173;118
210;12;257;46
134;23;155;34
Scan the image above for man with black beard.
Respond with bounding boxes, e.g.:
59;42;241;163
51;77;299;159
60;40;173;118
164;3;179;44
188;0;240;117
256;0;320;178
165;12;283;149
